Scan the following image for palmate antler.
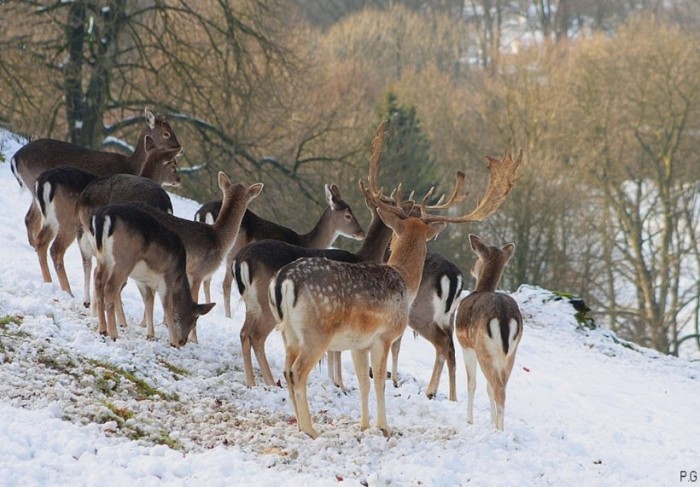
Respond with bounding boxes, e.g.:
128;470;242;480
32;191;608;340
360;121;521;224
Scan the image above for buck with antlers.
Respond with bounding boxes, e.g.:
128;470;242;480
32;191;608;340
11;108;181;250
455;234;523;431
268;124;521;438
34;139;181;301
194;184;365;312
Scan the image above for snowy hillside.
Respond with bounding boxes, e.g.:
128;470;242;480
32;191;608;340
0;130;699;486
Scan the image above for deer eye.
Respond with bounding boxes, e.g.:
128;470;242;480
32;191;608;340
344;213;352;221
162;131;171;139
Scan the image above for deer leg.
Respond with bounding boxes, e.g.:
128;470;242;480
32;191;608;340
390;335;401;388
282;334;301;424
187;278;203;343
25;202;41;249
426;328;453;400
77;230;94;309
351;349;371;432
252;325;276;387
486;382;497;429
462;347;477;424
290;346;324;439
137;284;156;339
370;340;392;436
103;277;120;341
447;335;457;402
222;259;234;319
35;222;55;284
328;351;346;393
240;314;257;387
115;287;128;328
94;263;107;336
50;229;76;296
202;277;212;304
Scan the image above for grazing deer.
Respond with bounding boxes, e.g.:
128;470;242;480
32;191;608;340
35;140;181;300
268;126;521;438
454;234;523;431
90;203;214;346
127;172;263;342
11;108;181;250
193;183;365;314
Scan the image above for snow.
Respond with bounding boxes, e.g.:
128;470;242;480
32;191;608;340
1;129;699;486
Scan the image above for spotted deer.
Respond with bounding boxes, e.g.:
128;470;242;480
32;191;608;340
194;184;365;314
268;125;521;438
34;139;181;300
11;108;181;250
90;203;214;346
120;173;263;342
454;234;523;431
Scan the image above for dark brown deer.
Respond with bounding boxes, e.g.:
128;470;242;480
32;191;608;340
193;183;365;314
35;140;181;300
454;234;523;431
118;173;263;342
268;134;521;438
11;108;181;249
90;203;214;346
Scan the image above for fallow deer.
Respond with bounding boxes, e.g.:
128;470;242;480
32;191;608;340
125;172;264;342
35;140;181;300
11;108;181;250
454;234;523;431
268;127;521;438
90;203;214;346
232;124;395;388
194;184;365;314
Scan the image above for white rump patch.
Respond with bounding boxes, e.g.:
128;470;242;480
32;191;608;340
485;318;508;372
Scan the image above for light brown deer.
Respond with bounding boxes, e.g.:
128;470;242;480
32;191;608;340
34;140;181;301
194;184;365;315
11;108;181;250
268;130;521;438
119;172;263;342
454;234;523;431
90;203;214;346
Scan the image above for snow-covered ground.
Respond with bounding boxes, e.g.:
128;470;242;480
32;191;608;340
1;130;699;486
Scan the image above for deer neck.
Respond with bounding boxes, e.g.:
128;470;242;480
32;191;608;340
354;212;392;263
212;190;248;250
300;207;337;248
386;232;428;304
128;129;149;171
474;264;505;293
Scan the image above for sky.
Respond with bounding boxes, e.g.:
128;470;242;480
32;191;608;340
1;129;699;487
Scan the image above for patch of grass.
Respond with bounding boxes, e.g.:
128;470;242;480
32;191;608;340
159;358;190;378
0;314;23;328
87;359;179;401
552;291;597;330
103;401;134;422
153;430;183;450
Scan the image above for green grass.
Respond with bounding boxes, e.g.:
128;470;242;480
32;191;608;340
87;359;179;401
159;358;190;378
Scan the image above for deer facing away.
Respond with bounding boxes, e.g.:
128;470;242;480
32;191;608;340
268;124;521;438
454;234;523;431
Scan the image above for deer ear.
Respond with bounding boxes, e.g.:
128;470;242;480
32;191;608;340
218;171;231;189
376;208;404;233
247;183;264;200
325;184;342;209
502;242;515;258
426;222;446;241
469;234;486;255
144;108;156;129
196;302;216;317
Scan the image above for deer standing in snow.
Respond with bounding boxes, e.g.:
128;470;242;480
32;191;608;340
90;204;214;346
268;127;521;438
454;234;523;431
12;108;181;250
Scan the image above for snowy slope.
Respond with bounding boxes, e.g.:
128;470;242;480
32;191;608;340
0;130;699;487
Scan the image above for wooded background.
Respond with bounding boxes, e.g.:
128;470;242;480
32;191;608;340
2;0;699;357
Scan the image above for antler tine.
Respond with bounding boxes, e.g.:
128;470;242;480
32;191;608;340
418;186;435;218
421;149;522;224
424;171;467;210
367;120;388;194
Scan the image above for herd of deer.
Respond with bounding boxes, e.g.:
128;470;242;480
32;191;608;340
10;109;524;438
